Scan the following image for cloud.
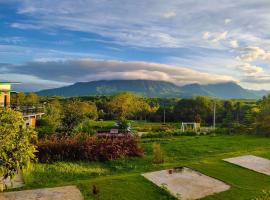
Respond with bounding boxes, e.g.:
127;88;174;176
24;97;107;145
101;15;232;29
236;63;263;74
239;46;270;62
10;23;42;30
224;18;231;25
0;59;236;91
163;11;176;18
202;31;228;43
230;40;239;48
11;0;270;49
242;74;270;84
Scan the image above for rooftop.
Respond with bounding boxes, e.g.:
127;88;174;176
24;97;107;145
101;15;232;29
0;82;21;84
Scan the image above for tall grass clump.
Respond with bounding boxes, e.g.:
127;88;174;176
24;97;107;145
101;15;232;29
152;143;165;164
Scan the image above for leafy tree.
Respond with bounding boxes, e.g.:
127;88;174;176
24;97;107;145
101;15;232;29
256;95;270;135
174;96;213;124
25;93;39;105
62;100;98;133
0;109;37;190
36;99;62;137
108;92;141;120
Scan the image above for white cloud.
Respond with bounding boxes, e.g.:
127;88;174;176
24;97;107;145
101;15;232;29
230;40;239;48
11;0;270;49
10;23;42;30
0;59;236;91
163;11;176;18
236;63;263;74
203;31;228;43
239;46;270;62
224;18;231;25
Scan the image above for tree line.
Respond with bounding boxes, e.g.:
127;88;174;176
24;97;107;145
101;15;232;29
12;91;270;136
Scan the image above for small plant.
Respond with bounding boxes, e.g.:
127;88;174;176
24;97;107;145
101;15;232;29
152;143;165;164
253;190;270;200
116;119;132;134
92;184;100;195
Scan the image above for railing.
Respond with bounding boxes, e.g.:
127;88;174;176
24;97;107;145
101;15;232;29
0;103;45;115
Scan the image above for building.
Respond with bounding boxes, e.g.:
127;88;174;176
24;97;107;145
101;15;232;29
0;82;44;128
0;82;16;108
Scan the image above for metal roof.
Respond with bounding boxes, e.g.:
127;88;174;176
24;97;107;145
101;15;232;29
0;82;21;84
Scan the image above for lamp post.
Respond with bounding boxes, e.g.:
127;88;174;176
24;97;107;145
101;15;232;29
213;100;216;129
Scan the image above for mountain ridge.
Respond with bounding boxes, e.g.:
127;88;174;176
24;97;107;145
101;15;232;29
37;79;269;99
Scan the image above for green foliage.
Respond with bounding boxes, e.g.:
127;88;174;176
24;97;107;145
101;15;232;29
108;92;154;120
37;100;62;137
73;120;97;136
0;109;37;190
116;119;131;134
62;100;98;134
152;143;164;164
13;92;40;106
256;95;270;135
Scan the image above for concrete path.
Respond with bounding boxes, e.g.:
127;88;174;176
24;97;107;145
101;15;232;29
142;167;230;200
224;155;270;176
0;186;83;200
1;172;24;189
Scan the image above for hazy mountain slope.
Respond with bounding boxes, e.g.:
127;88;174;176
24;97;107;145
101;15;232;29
37;80;182;97
37;79;265;99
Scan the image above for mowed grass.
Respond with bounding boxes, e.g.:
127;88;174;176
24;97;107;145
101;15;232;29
23;135;270;200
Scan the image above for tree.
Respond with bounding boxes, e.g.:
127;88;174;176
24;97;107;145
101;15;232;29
25;93;39;105
36;99;62;137
0;109;37;191
62;100;98;133
108;92;141;120
174;96;212;124
256;95;270;135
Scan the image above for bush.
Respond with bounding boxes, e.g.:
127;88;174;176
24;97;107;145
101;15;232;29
0;109;37;190
152;143;164;164
36;134;143;163
73;120;97;136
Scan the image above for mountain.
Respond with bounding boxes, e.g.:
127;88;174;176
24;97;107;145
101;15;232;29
37;80;182;97
37;79;266;99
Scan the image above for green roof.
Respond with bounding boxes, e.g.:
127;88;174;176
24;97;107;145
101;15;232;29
0;82;21;84
0;90;17;93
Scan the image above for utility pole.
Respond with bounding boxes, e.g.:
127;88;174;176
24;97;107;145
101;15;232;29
163;108;166;124
213;101;216;129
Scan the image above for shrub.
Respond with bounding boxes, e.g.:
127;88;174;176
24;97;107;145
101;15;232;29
73;120;97;136
152;143;164;164
0;109;37;191
253;190;270;200
36;134;143;163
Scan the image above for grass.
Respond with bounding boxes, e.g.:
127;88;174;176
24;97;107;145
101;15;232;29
22;134;270;200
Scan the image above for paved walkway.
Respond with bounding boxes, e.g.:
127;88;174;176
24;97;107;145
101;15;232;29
0;186;83;200
142;167;230;200
224;155;270;176
1;172;24;189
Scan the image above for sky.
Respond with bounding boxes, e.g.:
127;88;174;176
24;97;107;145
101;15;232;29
0;0;270;91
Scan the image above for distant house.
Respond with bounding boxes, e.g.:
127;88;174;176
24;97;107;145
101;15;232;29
0;82;44;128
0;82;15;108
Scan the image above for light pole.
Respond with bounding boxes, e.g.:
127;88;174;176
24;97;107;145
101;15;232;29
213;101;216;129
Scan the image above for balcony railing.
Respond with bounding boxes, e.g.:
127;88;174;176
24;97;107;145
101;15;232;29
0;103;45;116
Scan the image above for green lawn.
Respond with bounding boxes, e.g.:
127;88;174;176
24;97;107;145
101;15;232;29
22;135;270;200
